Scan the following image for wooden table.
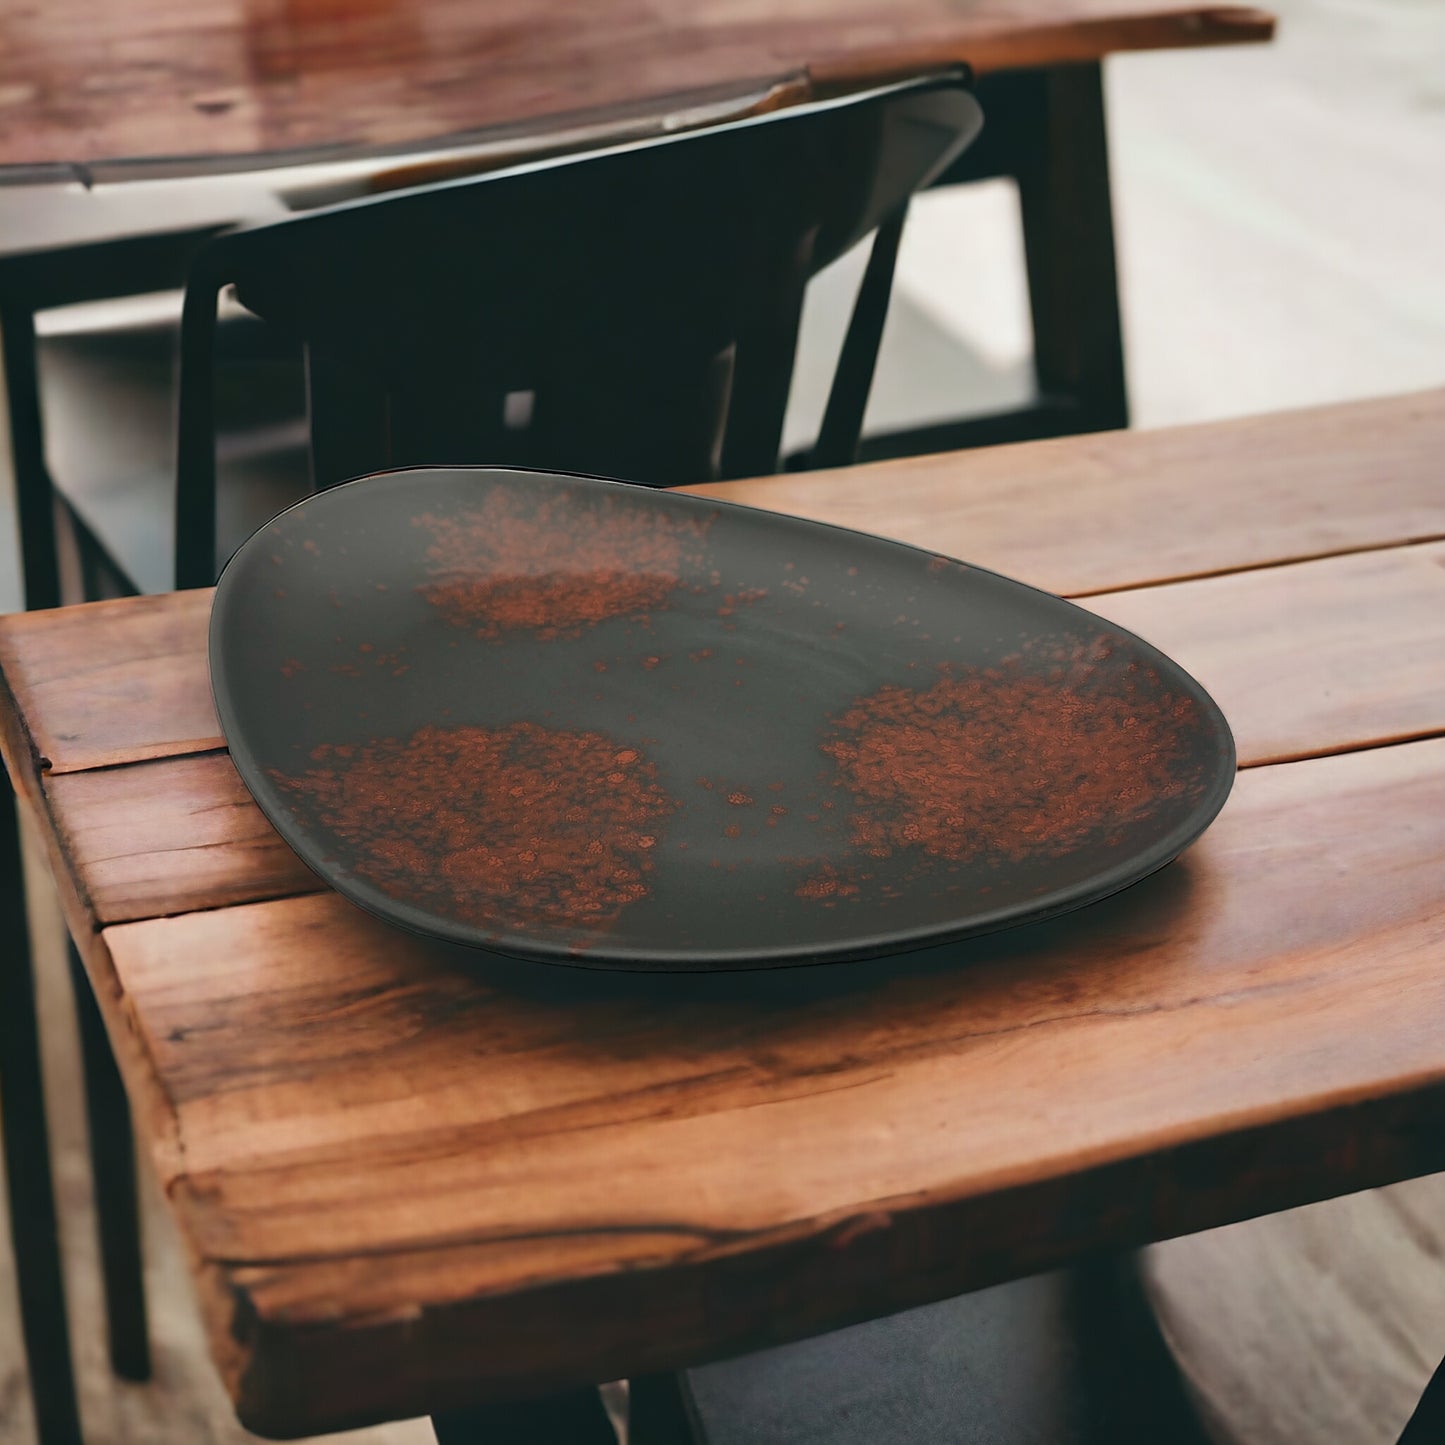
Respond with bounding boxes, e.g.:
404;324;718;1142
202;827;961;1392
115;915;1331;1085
2;389;1442;1437
2;0;1272;175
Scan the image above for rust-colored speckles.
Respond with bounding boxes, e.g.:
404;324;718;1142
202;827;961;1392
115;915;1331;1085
412;487;712;640
726;790;753;807
302;539;320;555
329;643;408;678
821;638;1207;867
279;658;305;679
716;587;768;618
795;864;860;901
272;723;676;933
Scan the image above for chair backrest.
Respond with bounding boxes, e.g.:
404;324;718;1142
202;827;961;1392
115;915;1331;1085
175;73;982;587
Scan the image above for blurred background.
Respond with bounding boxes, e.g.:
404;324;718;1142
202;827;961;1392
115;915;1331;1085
790;0;1445;444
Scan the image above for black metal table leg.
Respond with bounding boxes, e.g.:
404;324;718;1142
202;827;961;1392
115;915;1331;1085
69;940;151;1379
4;295;152;1388
1;779;83;1445
432;1386;618;1444
629;1373;697;1445
1014;61;1129;437
857;61;1130;463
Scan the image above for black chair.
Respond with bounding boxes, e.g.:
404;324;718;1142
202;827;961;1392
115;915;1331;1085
173;71;983;587
624;1259;1211;1445
630;1260;1445;1445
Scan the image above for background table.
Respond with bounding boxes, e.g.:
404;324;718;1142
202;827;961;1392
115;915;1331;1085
1;389;1442;1436
2;0;1272;175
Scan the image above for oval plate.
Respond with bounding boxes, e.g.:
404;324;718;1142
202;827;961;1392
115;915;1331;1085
211;466;1235;970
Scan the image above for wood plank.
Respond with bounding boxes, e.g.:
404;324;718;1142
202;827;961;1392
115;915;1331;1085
94;739;1445;1434
1;1;1272;173
684;389;1445;595
26;536;1445;929
3;393;1440;779
0;590;221;775
1089;540;1445;767
46;752;317;925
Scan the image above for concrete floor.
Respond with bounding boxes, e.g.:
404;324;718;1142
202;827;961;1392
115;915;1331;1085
3;1;1444;1440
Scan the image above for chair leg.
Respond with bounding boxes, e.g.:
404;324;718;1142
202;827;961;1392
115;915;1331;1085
69;941;151;1380
0;780;84;1445
431;1386;618;1444
811;205;909;472
5;300;152;1386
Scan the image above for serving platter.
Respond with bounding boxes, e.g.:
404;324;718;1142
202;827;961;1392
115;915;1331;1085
210;466;1235;969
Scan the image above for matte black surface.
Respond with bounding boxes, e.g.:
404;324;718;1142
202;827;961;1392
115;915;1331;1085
212;466;1234;970
70;940;151;1380
1399;1353;1445;1445
682;1261;1210;1445
432;1387;617;1445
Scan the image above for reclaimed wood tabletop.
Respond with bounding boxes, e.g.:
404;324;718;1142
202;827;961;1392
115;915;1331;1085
2;389;1442;1436
0;0;1273;175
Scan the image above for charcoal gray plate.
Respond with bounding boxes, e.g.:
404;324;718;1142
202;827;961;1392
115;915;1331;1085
210;466;1235;969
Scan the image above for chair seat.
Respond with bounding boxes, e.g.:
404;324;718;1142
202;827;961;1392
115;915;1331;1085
677;1264;1208;1445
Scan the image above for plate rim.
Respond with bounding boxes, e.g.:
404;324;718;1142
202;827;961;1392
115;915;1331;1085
209;463;1238;970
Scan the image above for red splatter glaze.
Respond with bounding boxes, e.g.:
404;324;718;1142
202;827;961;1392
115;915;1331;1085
412;487;712;640
820;637;1208;869
272;722;675;933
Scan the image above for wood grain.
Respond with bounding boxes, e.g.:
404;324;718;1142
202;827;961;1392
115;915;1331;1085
0;590;220;775
46;752;317;925
1089;540;1445;766
3;393;1442;1435
2;393;1439;778
91;739;1445;1433
684;389;1445;595
0;1;1272;173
